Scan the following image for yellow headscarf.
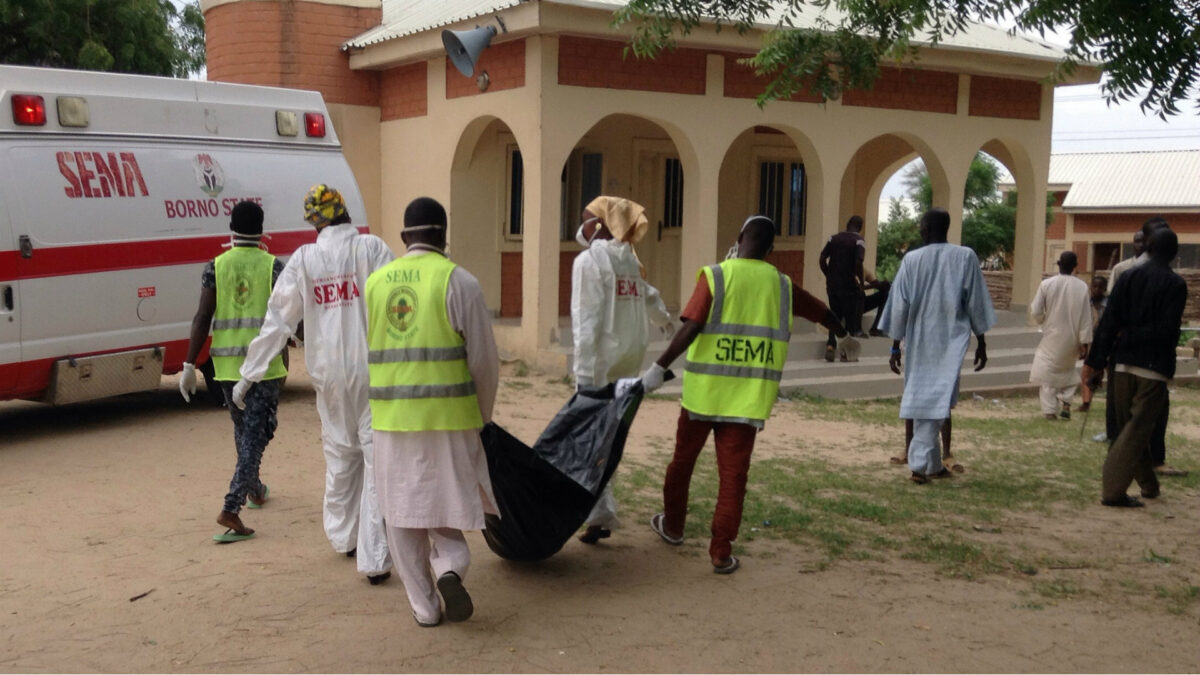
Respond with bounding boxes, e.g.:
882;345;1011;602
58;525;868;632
584;196;649;244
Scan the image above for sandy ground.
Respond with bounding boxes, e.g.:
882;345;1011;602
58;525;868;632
2;354;1199;673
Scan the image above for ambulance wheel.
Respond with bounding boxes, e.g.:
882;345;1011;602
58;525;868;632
197;359;226;408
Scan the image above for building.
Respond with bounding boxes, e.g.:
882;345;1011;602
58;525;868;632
201;0;1100;366
1039;150;1200;278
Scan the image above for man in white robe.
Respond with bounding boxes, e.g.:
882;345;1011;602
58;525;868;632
1107;230;1144;293
1029;251;1092;420
366;197;499;627
879;208;996;483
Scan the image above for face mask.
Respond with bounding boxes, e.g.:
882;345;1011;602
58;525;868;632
575;225;592;248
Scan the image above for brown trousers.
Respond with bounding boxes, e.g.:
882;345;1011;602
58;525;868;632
1101;371;1164;501
663;409;758;561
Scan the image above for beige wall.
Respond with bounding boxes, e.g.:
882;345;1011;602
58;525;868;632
344;21;1067;363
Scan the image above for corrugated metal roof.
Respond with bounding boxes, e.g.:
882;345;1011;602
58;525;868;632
344;0;1068;63
1051;150;1200;210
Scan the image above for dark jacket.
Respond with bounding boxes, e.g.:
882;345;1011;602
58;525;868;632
1085;260;1186;379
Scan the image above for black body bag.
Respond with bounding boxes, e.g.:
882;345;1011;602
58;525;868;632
481;380;645;561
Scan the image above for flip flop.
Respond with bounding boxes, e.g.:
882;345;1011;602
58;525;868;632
889;456;907;465
930;468;954;479
909;472;929;485
650;513;683;545
246;484;269;509
948;463;966;473
213;528;256;543
713;555;740;575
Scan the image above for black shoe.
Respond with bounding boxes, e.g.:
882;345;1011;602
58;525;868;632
345;548;357;558
436;571;474;622
851;331;869;339
824;346;835;362
578;525;611;544
368;571;390;585
869;328;886;337
1100;495;1144;508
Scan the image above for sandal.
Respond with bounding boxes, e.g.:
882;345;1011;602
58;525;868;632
909;472;929;485
246;484;269;509
713;555;740;575
1100;495;1144;508
650;513;683;545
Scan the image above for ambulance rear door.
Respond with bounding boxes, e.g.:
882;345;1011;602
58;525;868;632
0;160;19;395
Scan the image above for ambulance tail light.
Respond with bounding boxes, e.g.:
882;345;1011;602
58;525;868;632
12;94;46;126
304;112;326;138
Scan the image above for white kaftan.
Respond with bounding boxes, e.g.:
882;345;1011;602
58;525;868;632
372;253;500;530
1029;273;1092;389
878;243;996;420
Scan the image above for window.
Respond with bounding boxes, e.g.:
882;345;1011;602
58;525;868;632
757;161;806;236
662;157;683;229
559;151;605;241
507;146;523;237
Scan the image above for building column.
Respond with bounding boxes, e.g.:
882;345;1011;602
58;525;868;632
678;154;721;304
932;163;968;245
803;168;842;296
1010;176;1048;309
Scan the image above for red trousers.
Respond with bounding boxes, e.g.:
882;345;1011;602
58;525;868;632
662;408;758;561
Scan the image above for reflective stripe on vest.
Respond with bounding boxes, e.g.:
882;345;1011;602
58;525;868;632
210;247;286;382
681;258;792;422
365;252;483;432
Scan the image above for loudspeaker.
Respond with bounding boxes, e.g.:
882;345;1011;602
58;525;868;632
442;26;497;77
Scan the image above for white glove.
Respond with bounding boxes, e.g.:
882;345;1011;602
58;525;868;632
179;362;197;403
641;363;666;392
231;378;252;410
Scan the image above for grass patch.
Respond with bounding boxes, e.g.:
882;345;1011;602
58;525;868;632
1155;584;1200;615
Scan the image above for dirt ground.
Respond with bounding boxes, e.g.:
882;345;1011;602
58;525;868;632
2;355;1198;673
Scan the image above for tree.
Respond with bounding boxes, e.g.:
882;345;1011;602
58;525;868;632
614;1;1199;117
0;0;204;77
877;153;1017;275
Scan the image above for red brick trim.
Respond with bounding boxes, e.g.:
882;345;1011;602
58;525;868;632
1074;212;1200;234
558;36;707;95
969;76;1041;120
381;62;427;120
842;67;957;114
446;39;526;99
721;52;823;103
500;251;522;318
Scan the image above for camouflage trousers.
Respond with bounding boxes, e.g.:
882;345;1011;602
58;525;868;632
220;379;281;513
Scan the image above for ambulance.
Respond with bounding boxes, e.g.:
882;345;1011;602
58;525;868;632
0;65;368;404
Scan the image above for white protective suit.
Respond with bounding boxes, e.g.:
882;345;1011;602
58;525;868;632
571;238;671;528
240;224;395;576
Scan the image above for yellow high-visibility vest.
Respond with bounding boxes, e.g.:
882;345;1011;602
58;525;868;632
210;247;286;382
365;252;482;432
681;258;793;423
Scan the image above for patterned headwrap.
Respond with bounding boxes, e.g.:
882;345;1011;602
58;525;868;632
303;184;347;228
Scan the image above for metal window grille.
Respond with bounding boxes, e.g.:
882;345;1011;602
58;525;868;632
663;158;684;229
788;162;806;236
758;161;784;234
509;149;523;236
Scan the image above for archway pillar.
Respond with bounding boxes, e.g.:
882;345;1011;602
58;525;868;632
803;168;842;295
1011;174;1047;309
931;161;968;245
518;36;569;352
678;153;721;303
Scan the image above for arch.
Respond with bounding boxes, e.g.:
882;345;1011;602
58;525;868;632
556;113;691;308
839;132;949;277
449;114;524;316
716;124;824;288
970;136;1042;308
